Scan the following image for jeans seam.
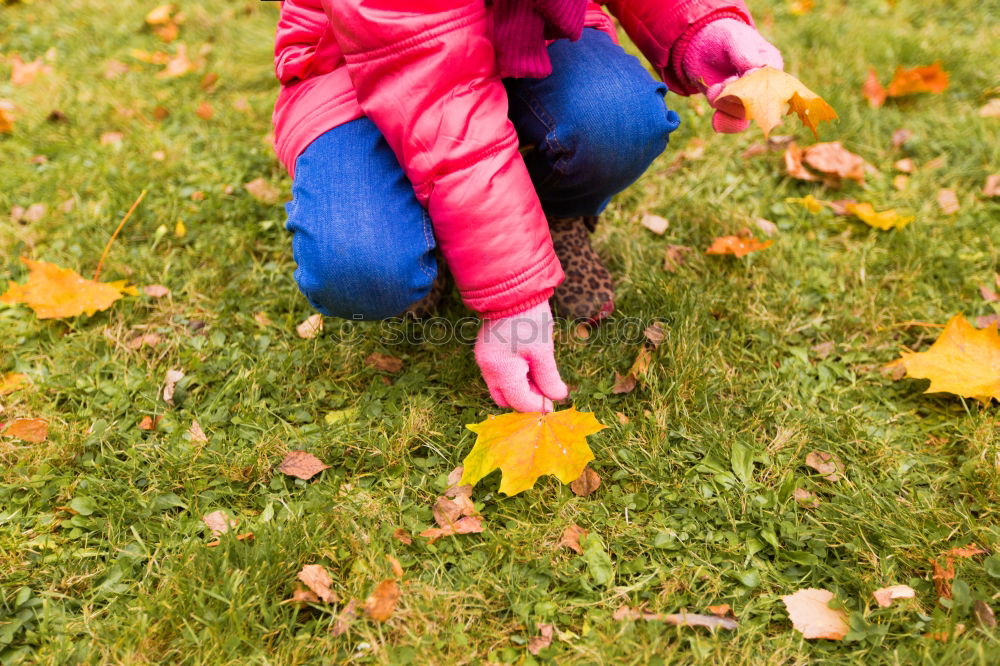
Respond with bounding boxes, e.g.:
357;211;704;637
417;208;436;281
514;87;570;189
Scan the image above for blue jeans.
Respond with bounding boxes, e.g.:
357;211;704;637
286;29;681;320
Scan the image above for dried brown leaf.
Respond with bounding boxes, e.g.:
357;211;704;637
364;579;400;622
793;487;819;509
392;528;413;545
973;600;996;628
527;623;554;655
127;333;161;350
188;420;208;444
387;555;404;579
419;515;484;543
445;465;473;499
142;284;170;298
432;495;476;528
805;451;844;482
643;322;665;347
640;214;669;235
138;415;161;431
202;510;236;536
278;450;329;480
663;245;693;272
162;369;184;405
364;352;403;373
558;524;587;554
3;418;48;442
569;465;601;496
331;599;358;636
297;564;337;603
891;128;913;149
983;174;1000;197
936;189;960;214
611;372;637;395
244;177;280;205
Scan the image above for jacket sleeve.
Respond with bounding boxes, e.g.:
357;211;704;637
322;0;563;319
604;0;755;96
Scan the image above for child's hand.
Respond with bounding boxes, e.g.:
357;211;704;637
681;19;784;133
475;301;568;413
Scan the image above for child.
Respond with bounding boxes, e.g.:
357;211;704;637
272;0;783;413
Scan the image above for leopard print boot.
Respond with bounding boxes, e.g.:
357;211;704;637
401;264;449;320
548;215;615;326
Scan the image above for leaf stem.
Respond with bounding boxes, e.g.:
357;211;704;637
94;189;147;281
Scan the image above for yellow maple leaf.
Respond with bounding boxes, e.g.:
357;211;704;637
459;408;607;496
718;67;837;138
845;202;913;230
889;314;1000;403
786;194;825;213
1;258;136;319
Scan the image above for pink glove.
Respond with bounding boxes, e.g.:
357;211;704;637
681;19;784;133
475;301;568;413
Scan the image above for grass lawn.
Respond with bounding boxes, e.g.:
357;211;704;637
2;0;1000;663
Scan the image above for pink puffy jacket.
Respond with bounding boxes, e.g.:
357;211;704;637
272;0;753;318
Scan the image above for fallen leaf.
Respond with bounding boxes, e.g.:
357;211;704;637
297;564;338;603
459;408;606;496
0;373;27;395
802;142;871;185
893;175;909;191
679;137;706;161
663;245;693;272
973;600;996;629
789;0;813;15
825;199;856;216
138;415;161;431
1;258;136;319
287;586;320;606
754;217;778;236
984;175;1000;197
100;131;124;146
569;465;601;496
805;451;844;482
195;101;213;120
787;194;824;213
980;285;999;303
886;62;949;97
717;66;837;138
126;333;161;350
0;105;13;134
784;142;816;181
145;4;175;25
976;314;1000;329
162;369;184;406
936;189;960;214
393;528;413;545
386;555;404;579
862;68;887;108
202;510;236;536
705;235;773;258
432;494;476;528
641;214;669;235
364;352;403;373
331;599;358;636
793;487;819;508
157;44;197;79
707;604;732;617
244;177;281;205
278;450;329;480
812;341;835;359
873;584;916;608
418;514;484;543
845;202;913;230
980;99;1000;118
527;623;554;655
947;545;986;558
200;72;219;91
661;613;738;630
9;54;52;86
629;347;651;378
924;624;965;641
103;59;130;79
782;588;848;640
2;418;47;443
253;311;272;328
296;313;323;339
558;524;587;554
890;314;1000;402
142;284;170;298
188;420;208;444
894;158;916;173
891;129;913;149
643;323;665;348
364;579;400;622
611;372;637;395
444;465;473;499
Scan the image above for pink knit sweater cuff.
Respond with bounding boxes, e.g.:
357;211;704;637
669;9;752;95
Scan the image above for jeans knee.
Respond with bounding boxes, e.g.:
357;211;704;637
293;247;436;321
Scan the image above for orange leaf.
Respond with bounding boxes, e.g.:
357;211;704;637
862;68;887;108
705;235;773;258
3;418;48;443
458;408;606;496
418;514;484;543
891;314;1000;402
801;142;872;185
0;104;13;134
278;450;329;480
364;579;400;622
886;62;949;97
782;588;848;640
558;524;588;554
1;258;136;319
569;465;601;496
718;67;837;138
297;564;338;603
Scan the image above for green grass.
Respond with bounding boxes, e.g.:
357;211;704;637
2;0;1000;663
